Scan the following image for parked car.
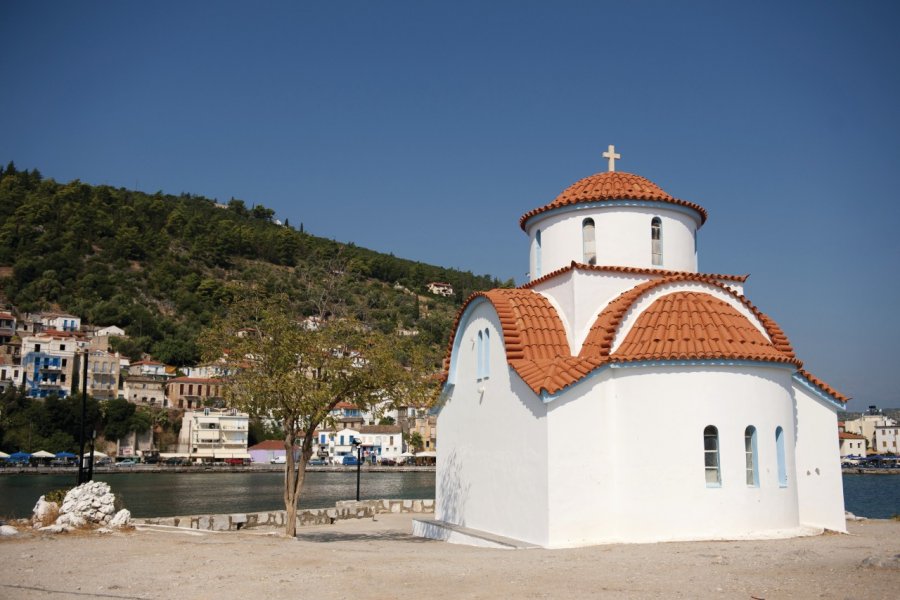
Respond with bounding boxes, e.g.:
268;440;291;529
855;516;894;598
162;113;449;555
225;458;247;465
308;458;326;466
341;455;359;466
115;458;138;467
270;456;287;464
96;457;113;466
379;457;397;466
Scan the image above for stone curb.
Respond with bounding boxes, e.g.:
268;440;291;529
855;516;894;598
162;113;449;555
136;498;435;532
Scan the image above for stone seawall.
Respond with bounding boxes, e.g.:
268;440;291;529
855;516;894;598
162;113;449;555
136;498;435;532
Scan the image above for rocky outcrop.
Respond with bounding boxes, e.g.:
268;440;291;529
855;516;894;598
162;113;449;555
34;481;131;533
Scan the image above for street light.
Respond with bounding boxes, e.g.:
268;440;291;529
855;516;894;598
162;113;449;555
351;437;362;502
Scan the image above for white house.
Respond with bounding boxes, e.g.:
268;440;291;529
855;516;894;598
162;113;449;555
41;312;81;332
419;150;850;548
95;325;126;337
176;408;250;463
874;425;899;455
838;432;866;458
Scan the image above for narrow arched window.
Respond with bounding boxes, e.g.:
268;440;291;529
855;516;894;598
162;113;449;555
775;426;787;487
704;425;721;487
535;229;542;278
483;329;490;379
476;330;484;379
582;218;596;265
745;426;759;487
651;217;662;266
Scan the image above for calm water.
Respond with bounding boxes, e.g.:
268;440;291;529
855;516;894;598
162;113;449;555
0;470;435;519
0;472;896;520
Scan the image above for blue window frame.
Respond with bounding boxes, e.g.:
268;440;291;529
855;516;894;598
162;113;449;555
775;426;787;487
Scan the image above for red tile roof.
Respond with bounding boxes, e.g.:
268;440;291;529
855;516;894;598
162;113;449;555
838;432;866;440
798;369;851;403
167;377;222;384
608;291;798;364
519;171;708;230
248;440;289;451
443;275;846;403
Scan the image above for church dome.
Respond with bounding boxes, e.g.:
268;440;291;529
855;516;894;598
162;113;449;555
519;171;708;230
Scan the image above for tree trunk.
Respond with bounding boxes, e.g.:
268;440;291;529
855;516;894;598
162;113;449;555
282;426;316;537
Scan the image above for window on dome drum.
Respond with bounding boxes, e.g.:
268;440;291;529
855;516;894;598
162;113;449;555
476;330;483;379
534;230;542;278
775;426;787;487
582;218;596;265
651;217;663;266
704;425;721;487
745;426;759;487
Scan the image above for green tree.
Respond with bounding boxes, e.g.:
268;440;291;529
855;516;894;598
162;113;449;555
201;286;431;537
406;431;425;454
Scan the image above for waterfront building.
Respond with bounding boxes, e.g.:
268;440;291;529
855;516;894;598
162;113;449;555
843;407;897;454
424;149;850;548
839;432;866;458
176;407;250;463
874;425;899;454
248;439;299;464
314;425;403;463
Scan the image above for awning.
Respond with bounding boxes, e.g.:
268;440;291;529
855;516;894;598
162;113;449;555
214;451;251;459
416;451;436;458
31;450;55;458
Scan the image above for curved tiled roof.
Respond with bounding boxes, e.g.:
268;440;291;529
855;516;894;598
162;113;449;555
519;171;708;230
519;261;748;290
580;275;797;361
609;291;799;365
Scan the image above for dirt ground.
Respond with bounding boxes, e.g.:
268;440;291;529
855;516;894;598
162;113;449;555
0;515;897;599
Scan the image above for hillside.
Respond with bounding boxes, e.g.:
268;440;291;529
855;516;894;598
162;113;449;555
0;162;510;365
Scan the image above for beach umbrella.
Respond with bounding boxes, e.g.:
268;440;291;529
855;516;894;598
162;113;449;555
0;451;9;459
83;451;108;458
31;450;55;459
55;451;77;458
8;451;31;462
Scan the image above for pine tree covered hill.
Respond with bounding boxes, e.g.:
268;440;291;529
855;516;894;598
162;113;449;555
0;162;511;366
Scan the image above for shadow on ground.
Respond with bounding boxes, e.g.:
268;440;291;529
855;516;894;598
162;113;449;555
295;529;433;544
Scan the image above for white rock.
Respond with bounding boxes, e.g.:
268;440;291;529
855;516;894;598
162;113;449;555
110;509;131;528
0;525;18;536
32;496;59;525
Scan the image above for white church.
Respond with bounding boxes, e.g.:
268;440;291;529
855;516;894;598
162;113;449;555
416;147;849;548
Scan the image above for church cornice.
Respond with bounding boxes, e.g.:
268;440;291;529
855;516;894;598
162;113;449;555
519;261;748;290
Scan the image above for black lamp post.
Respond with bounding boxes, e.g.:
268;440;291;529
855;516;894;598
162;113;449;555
76;348;89;485
353;437;362;501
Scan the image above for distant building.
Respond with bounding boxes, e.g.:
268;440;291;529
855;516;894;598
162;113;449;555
426;282;454;297
177;408;250;463
874;425;900;454
86;349;120;401
40;312;80;332
0;311;16;344
248;439;299;464
20;331;81;398
166;376;225;409
843;407;896;453
123;375;168;407
839;432;866;458
95;325;126;337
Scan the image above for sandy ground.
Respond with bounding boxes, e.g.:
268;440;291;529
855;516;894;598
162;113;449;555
0;515;898;599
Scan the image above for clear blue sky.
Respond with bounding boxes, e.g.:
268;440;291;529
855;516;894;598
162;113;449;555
2;1;898;411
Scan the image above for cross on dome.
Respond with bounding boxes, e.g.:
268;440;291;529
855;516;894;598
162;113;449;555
602;144;621;172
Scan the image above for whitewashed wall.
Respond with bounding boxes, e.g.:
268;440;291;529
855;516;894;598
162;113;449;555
547;364;801;546
527;204;699;280
793;382;846;532
437;301;550;546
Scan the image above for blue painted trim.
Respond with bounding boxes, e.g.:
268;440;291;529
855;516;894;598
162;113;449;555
791;373;845;410
524;199;703;231
538;359;795;403
445;298;491;386
775;426;787;487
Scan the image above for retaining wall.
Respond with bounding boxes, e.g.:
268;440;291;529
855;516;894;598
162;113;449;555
137;498;435;532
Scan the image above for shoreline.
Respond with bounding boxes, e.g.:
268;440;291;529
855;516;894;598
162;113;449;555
0;464;436;476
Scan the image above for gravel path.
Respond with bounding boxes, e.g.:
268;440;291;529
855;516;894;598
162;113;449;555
1;515;897;599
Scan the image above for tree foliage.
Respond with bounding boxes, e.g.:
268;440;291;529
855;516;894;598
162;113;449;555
201;283;437;536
